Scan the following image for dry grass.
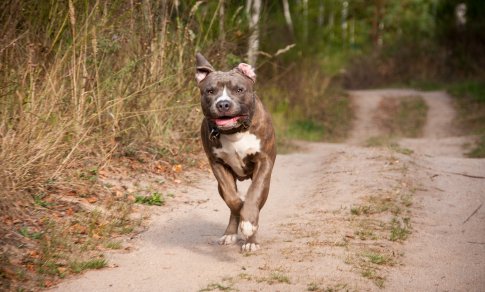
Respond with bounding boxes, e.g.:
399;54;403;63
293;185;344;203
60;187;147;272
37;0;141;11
449;80;485;157
0;1;227;290
0;1;355;289
373;95;428;138
260;60;353;147
0;1;207;206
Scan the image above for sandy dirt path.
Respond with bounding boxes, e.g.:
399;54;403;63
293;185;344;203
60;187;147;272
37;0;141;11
54;90;485;291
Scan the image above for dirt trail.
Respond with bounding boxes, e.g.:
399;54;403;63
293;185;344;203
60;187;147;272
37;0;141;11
54;90;485;291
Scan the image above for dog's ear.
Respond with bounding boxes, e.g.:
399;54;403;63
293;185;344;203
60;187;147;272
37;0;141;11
235;63;256;82
195;53;215;83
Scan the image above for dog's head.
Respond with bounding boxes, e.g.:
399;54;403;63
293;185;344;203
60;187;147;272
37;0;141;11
195;53;257;133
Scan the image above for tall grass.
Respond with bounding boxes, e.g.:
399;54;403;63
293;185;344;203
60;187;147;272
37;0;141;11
260;59;352;146
0;1;227;216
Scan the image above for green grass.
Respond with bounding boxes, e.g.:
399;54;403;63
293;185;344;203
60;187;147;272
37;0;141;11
397;97;429;137
307;282;320;291
361;269;385;288
135;192;165;206
69;258;107;273
261;62;353;147
467;136;485;157
363;252;393;265
355;229;377;241
33;194;54;208
448;80;485;157
389;217;411;241
448;80;485;103
199;282;234;292
287;120;326;141
365;137;414;156
269;272;291;284
350;195;401;217
18;227;43;240
104;241;122;250
372;96;428;139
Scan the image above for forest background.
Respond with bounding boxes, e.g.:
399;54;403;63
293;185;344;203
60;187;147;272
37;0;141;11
1;0;484;289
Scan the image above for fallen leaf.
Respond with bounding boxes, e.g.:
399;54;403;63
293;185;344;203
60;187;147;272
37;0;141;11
86;197;98;204
26;264;35;272
154;163;167;173
66;208;74;216
114;190;124;198
98;169;108;177
58;267;67;274
71;223;87;234
29;250;40;258
44;280;54;287
67;190;77;196
172;164;183;173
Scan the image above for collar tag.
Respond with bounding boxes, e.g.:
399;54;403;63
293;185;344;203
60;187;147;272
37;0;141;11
209;127;220;141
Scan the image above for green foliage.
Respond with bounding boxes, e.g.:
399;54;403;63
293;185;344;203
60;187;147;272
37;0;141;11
363;252;392;265
69;258;107;274
389;217;411;241
135;193;165;206
33;194;54;208
397;97;429;138
269;272;291;284
372;96;428;139
287;120;325;141
18;227;43;240
104;241;122;250
467;136;485;158
449;81;485;103
448;80;485;157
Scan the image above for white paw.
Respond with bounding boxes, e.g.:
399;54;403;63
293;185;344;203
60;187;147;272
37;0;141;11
241;242;260;252
239;221;258;238
218;234;238;245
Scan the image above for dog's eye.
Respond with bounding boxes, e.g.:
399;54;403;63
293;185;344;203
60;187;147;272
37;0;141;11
236;87;244;93
206;88;215;94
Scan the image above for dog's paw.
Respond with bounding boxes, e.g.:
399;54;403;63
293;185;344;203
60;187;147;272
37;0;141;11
218;234;238;245
239;221;258;238
241;242;260;252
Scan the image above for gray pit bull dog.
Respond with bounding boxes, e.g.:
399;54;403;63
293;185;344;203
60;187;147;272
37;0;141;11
195;53;276;252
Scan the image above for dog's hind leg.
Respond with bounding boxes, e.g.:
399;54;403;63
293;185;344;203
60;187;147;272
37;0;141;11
218;213;240;245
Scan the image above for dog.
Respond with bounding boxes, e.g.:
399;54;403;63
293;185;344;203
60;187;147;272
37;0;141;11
195;53;276;252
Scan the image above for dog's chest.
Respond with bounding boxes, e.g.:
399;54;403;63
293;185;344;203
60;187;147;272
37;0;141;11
213;132;261;177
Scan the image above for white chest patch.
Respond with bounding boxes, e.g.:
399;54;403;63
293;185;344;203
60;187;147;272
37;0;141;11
213;132;261;177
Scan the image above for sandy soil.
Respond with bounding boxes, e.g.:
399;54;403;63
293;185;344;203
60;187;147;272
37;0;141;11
53;89;485;291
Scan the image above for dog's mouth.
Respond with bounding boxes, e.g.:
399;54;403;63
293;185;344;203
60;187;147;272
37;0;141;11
212;115;247;130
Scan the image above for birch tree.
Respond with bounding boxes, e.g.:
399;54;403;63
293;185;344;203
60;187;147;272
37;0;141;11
219;0;225;42
282;0;294;37
246;0;261;66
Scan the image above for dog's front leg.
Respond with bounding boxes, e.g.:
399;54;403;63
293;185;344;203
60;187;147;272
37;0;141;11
211;163;243;245
239;154;274;251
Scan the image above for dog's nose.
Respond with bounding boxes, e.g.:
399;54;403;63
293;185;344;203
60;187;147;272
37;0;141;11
216;100;232;112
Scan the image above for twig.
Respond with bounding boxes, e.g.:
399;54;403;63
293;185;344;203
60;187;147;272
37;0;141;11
463;203;483;224
446;171;485;179
416;163;485;179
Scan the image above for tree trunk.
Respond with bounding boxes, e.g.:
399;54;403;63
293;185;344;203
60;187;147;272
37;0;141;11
318;0;325;27
371;0;384;47
246;0;261;66
342;1;348;46
303;0;308;43
282;0;294;37
219;0;225;42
